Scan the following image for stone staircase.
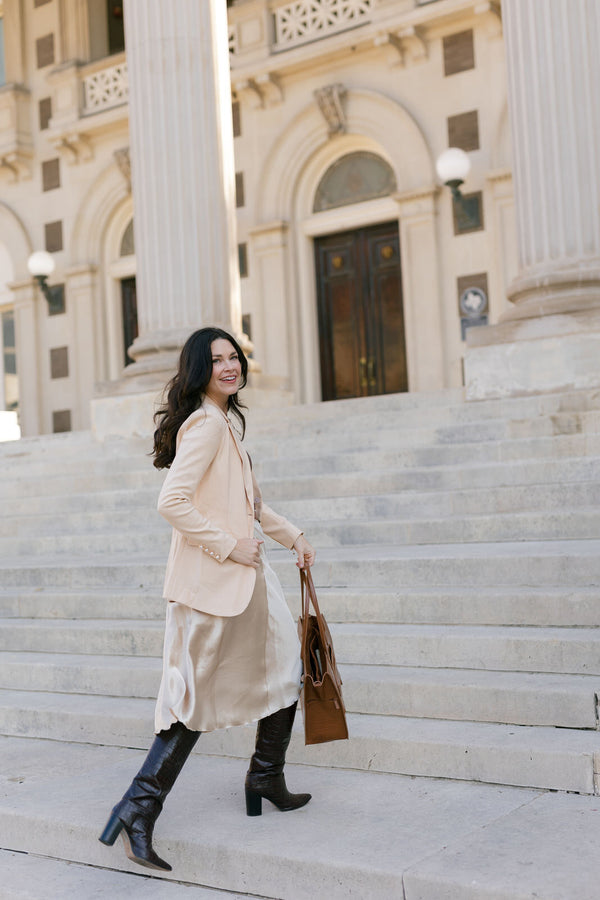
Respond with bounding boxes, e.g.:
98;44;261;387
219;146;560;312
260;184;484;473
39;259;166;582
1;388;600;898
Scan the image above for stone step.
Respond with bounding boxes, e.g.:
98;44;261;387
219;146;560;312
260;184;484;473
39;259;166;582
1;652;597;728
2;735;552;900
402;790;600;900
1;540;600;590
5;481;600;540
4;414;600;501
4;508;600;557
253;433;600;478
1;584;599;627
2;618;600;676
0;693;598;792
0;850;251;899
6;431;600;496
6;455;600;517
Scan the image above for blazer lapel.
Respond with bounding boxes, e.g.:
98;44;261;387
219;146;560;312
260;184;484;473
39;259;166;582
227;419;254;509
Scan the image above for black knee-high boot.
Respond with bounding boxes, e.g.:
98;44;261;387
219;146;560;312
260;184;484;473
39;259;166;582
99;721;200;871
245;701;311;816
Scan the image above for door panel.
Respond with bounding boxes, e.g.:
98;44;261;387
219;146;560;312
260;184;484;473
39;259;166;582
315;222;407;401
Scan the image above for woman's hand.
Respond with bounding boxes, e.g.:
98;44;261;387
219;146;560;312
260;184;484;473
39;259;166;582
229;538;264;568
293;535;316;569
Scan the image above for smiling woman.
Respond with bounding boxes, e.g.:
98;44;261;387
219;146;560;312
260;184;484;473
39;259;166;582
99;326;316;872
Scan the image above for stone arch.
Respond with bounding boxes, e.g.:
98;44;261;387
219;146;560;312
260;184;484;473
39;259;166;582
251;89;440;404
71;161;130;263
0;202;33;281
256;88;435;223
71;162;133;382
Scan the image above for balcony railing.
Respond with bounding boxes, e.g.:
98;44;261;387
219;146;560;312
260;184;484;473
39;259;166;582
82;58;128;115
272;0;374;51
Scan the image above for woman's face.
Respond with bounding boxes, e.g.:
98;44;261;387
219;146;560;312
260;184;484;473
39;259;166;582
205;338;242;409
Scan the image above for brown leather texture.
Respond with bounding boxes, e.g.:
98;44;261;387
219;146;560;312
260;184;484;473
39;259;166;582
298;568;349;745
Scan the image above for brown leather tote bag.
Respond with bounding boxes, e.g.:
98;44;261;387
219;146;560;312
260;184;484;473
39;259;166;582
298;567;349;745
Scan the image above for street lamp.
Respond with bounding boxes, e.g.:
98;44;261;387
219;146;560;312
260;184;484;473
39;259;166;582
27;251;56;308
436;147;471;202
436;147;480;231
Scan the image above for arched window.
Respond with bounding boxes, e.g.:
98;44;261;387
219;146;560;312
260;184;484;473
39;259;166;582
313;152;397;213
119;219;135;257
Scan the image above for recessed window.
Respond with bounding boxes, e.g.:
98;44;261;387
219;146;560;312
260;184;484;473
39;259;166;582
313;152;397;213
443;30;474;76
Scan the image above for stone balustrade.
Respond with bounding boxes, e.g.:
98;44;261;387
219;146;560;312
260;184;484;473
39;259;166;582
82;57;128;115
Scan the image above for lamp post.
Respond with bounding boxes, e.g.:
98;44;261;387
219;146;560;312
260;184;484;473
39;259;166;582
27;251;57;310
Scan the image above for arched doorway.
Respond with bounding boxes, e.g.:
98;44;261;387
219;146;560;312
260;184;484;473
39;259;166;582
312;152;407;400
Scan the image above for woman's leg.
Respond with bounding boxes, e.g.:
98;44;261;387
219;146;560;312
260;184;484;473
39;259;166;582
99;721;200;871
245;701;311;816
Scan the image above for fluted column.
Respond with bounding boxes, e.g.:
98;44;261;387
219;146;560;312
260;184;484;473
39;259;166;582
122;0;241;378
503;0;600;316
465;0;600;399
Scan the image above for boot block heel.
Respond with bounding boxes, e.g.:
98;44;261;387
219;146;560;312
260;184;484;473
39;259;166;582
99;813;123;846
245;788;262;817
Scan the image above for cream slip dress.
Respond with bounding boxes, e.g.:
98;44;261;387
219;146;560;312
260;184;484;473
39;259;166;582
154;520;302;735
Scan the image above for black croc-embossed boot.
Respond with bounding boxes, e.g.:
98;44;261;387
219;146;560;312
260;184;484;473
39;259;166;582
245;702;311;816
99;721;200;871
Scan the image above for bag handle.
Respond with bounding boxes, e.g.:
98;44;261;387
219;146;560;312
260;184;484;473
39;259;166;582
299;567;327;639
299;567;342;682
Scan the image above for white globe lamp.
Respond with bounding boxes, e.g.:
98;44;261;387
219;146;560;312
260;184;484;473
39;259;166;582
27;251;56;279
27;251;57;308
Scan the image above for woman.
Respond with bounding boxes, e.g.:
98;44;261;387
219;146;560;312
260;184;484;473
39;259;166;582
99;327;315;872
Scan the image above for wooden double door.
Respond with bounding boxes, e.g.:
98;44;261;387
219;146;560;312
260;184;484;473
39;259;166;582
314;221;408;401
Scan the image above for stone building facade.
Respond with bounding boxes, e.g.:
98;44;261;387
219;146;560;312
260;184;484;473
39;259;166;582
0;0;516;437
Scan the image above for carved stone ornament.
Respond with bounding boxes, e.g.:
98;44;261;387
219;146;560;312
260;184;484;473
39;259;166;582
314;84;347;136
114;147;131;191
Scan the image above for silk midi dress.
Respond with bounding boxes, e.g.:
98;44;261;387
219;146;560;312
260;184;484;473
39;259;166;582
154;526;303;735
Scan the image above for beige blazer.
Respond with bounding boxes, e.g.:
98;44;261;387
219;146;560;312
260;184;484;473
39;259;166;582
157;399;302;616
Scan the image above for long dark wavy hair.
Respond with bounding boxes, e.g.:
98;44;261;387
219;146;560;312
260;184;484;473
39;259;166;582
152;327;248;469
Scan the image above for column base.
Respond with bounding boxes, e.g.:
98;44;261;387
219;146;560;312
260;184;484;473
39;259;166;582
464;308;600;400
91;372;293;440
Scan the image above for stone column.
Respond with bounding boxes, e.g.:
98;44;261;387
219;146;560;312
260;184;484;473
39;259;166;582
11;281;41;437
66;265;97;430
122;0;242;381
465;0;600;398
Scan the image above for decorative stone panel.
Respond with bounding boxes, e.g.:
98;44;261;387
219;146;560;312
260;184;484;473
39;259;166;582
39;97;52;131
36;34;55;69
42;158;60;191
45;221;63;253
52;410;71;432
443;30;474;76
447;110;479;152
50;347;69;379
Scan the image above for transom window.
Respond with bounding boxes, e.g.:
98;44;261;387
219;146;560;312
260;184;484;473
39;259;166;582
313;152;397;213
119;219;135;257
